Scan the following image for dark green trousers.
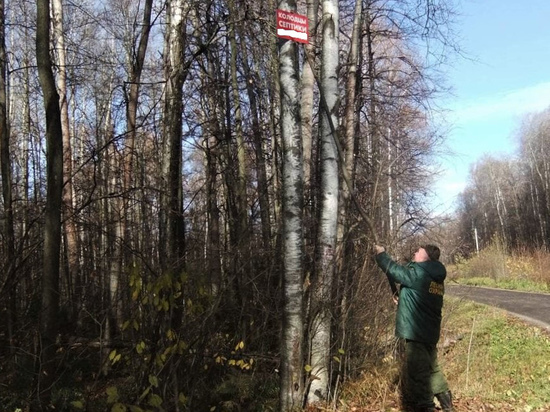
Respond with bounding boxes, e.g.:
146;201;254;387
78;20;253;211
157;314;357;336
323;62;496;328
403;340;449;409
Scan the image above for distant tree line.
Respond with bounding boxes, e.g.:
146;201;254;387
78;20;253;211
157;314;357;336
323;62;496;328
456;107;550;255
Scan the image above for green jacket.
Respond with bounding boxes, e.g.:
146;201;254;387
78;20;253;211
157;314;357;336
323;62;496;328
375;252;446;344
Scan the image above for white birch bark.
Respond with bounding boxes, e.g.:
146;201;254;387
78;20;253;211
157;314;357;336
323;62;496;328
307;0;339;404
278;2;304;410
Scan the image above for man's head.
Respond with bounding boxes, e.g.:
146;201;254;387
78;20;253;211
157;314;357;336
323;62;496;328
413;244;441;262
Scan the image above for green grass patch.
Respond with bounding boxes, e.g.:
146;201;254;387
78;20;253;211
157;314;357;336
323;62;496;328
443;297;550;409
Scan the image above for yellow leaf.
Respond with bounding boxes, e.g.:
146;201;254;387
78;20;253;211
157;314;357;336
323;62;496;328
148;374;159;388
304;364;312;372
148;393;163;408
136;341;145;354
71;400;84;409
111;403;127;412
333;356;340;363
109;350;117;361
122;321;130;331
338;348;345;355
106;386;119;403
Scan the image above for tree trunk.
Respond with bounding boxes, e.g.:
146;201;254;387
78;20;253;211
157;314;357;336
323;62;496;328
110;0;154;339
227;0;250;337
334;0;363;392
238;24;272;250
278;1;305;410
266;0;282;230
227;0;248;241
301;0;319;194
36;0;63;405
101;94;116;376
160;0;187;275
0;0;16;357
52;0;80;323
307;0;339;404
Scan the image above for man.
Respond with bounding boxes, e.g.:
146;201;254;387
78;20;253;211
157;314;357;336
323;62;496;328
374;244;454;412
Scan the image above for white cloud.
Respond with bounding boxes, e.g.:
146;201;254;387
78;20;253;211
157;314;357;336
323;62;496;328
450;82;550;124
431;168;469;213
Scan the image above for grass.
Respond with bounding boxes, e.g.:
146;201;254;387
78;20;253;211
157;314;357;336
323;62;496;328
442;298;550;410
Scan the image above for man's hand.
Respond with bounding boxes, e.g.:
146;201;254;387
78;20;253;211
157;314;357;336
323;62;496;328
374;244;385;255
392;293;399;306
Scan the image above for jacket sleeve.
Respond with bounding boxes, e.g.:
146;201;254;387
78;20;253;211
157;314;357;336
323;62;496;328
375;252;416;287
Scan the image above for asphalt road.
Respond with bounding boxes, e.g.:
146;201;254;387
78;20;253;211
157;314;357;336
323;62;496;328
446;284;550;332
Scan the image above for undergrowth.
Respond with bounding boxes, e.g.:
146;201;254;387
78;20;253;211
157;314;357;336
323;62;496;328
337;298;550;411
449;239;550;293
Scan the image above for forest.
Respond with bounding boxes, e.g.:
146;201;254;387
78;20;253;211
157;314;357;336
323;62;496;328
0;0;549;411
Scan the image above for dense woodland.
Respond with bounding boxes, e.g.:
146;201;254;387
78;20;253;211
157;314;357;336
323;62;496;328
457;107;550;253
1;0;547;411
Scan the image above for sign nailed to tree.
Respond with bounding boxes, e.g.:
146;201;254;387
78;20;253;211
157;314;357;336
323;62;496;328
276;9;308;44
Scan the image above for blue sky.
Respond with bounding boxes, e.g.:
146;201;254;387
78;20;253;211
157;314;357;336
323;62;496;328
432;0;550;213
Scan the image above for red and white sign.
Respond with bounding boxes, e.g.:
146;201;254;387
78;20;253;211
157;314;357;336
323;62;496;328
276;9;308;44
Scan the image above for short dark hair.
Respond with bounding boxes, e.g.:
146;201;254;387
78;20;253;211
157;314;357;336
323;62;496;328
422;244;440;261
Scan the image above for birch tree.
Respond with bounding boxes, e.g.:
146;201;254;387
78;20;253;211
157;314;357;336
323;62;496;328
278;1;304;409
307;0;339;404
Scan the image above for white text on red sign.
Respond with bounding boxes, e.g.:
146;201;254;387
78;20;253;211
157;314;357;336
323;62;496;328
276;9;308;44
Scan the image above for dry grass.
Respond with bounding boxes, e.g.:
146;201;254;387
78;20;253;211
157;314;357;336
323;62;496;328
330;297;550;412
449;240;550;292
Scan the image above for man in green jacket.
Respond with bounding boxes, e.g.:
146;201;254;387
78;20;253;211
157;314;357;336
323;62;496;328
374;244;454;412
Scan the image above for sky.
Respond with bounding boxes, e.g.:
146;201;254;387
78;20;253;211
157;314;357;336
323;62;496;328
432;0;550;214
